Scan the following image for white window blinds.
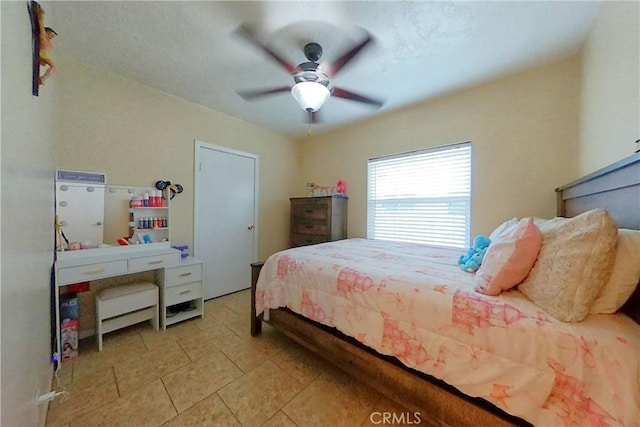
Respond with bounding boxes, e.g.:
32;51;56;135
367;142;471;248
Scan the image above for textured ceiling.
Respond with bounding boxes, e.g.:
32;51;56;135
48;1;602;137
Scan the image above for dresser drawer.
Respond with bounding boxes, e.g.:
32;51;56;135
165;281;202;305
165;264;202;288
58;260;128;285
292;222;328;235
291;234;328;247
292;202;328;220
129;253;179;272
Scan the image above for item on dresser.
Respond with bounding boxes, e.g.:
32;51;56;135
311;185;338;197
117;237;130;246
171;244;190;259
128;193;171;245
130;195;143;208
290;195;348;248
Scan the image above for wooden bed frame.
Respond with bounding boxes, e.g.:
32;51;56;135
250;152;640;427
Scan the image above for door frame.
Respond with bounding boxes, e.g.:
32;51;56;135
193;140;259;267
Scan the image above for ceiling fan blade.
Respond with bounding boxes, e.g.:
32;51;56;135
234;24;299;75
332;87;383;108
323;33;373;77
236;86;291;101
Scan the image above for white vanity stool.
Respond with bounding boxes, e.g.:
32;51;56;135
96;281;159;351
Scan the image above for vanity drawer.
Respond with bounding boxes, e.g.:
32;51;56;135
165;281;202;306
165;264;202;288
129;253;179;272
58;260;128;285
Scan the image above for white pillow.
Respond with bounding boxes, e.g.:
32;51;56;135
519;209;618;322
489;217;518;242
590;229;640;314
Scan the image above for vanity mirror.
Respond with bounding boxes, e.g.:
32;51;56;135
55;171;170;251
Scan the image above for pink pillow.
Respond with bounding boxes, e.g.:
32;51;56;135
474;217;543;296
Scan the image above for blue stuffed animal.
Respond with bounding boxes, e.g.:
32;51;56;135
458;235;491;273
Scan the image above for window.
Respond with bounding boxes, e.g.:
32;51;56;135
367;142;471;248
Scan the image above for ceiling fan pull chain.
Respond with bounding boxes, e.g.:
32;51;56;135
308;111;312;137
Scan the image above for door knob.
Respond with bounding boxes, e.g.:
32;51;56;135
247;225;255;230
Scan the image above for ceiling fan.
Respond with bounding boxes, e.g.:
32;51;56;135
234;24;384;121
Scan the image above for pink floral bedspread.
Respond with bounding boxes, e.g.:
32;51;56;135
256;239;640;426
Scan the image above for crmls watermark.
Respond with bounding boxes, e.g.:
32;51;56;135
369;411;422;425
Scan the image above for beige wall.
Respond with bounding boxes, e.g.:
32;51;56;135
54;57;301;260
300;56;581;238
579;1;640;174
1;2;56;426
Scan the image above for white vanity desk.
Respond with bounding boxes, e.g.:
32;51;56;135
54;243;204;361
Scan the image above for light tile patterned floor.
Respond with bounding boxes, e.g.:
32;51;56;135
47;289;431;427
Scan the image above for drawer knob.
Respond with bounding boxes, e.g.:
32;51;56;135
178;290;191;295
178;272;192;277
148;260;163;265
83;268;105;275
305;225;313;229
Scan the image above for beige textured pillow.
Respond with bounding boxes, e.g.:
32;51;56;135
590;229;640;314
519;209;618;322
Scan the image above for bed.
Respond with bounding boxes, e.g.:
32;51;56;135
251;152;640;427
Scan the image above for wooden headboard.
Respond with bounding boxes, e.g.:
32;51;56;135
556;152;640;323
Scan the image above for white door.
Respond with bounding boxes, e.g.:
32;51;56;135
194;141;258;299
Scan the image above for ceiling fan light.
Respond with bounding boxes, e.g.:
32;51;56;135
291;82;330;112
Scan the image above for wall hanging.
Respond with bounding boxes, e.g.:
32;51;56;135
28;1;57;96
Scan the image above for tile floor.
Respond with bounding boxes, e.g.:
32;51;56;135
47;289;430;427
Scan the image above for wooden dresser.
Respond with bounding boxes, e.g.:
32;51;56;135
290;196;348;247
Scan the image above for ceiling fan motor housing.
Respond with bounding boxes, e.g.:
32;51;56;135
294;68;330;87
304;43;323;62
